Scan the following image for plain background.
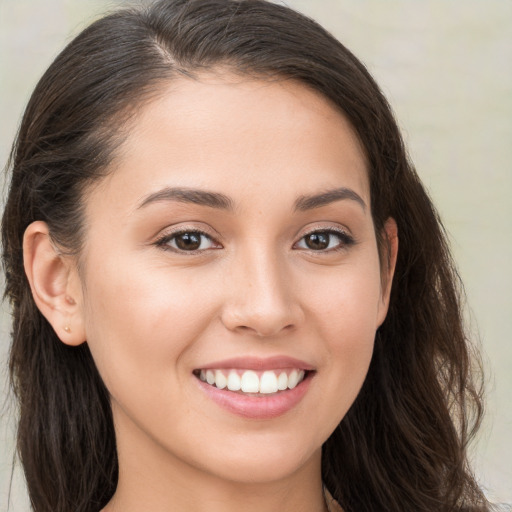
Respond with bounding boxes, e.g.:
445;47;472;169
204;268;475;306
1;0;511;509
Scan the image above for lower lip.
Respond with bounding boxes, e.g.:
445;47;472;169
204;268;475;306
196;374;312;419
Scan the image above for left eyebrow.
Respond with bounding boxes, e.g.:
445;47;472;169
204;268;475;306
137;186;234;211
294;187;367;212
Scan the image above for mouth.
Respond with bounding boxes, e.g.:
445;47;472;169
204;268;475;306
193;357;315;419
193;368;310;396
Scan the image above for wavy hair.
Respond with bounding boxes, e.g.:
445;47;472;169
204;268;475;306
2;1;489;510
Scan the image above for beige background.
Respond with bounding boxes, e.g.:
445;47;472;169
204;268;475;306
1;0;511;509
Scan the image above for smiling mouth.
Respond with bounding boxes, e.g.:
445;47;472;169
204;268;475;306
193;368;310;395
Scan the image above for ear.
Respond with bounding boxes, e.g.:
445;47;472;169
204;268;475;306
376;217;398;327
23;221;86;346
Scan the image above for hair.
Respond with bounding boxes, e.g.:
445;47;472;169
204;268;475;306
2;1;489;511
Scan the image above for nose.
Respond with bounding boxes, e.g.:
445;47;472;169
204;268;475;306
220;248;303;337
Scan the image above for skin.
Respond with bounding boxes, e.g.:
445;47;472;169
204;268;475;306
24;74;397;512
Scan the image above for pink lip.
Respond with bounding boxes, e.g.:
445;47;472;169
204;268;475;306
194;356;314;420
196;355;315;372
196;377;312;419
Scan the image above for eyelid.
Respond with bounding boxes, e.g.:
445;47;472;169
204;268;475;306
293;225;355;252
154;225;223;253
152;223;355;254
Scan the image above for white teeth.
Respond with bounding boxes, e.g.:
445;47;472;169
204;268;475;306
241;370;260;393
259;371;278;394
199;368;307;394
227;371;241;391
206;370;215;385
277;371;288;391
288;369;299;389
215;370;227;389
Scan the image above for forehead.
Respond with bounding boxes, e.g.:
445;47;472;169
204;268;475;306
88;74;369;215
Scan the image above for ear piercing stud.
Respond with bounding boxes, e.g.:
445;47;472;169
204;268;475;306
63;325;71;333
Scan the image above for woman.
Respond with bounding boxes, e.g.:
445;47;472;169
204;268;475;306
1;0;490;510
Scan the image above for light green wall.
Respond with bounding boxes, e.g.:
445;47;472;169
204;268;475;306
1;0;511;508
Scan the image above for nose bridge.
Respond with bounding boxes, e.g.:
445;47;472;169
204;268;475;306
221;241;301;336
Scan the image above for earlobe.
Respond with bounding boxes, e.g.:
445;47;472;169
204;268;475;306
376;217;399;327
23;221;86;346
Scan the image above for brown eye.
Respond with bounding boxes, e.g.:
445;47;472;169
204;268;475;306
174;232;202;250
295;229;355;252
304;232;330;250
157;230;218;252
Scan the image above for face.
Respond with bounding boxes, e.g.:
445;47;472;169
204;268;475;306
75;75;395;485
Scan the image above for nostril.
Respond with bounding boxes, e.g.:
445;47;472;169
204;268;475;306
220;297;303;337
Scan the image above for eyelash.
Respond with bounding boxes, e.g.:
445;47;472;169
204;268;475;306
294;228;355;253
155;227;355;254
155;228;219;253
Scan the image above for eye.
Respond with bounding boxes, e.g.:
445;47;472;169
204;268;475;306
156;230;220;253
294;229;354;252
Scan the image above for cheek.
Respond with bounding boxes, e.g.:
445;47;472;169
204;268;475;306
303;259;381;417
80;254;216;397
308;256;383;341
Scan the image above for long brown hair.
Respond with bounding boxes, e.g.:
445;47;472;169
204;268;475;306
2;1;489;510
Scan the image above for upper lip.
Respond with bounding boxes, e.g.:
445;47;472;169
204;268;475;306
195;356;315;371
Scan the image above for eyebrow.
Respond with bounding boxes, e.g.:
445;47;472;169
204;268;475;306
137;185;366;212
137;187;234;211
294;187;366;212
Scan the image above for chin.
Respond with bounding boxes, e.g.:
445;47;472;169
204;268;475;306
194;437;321;485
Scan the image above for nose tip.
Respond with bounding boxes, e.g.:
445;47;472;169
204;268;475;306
220;273;303;338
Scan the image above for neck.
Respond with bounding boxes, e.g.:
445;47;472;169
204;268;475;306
103;413;327;512
106;460;327;512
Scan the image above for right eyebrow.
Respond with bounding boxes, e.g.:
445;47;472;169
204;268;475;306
294;187;367;212
137;186;234;211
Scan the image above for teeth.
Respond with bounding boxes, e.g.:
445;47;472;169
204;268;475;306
241;370;260;393
259;371;278;394
215;370;227;389
227;371;241;391
199;368;307;394
288;369;299;389
206;370;215;385
277;372;288;391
